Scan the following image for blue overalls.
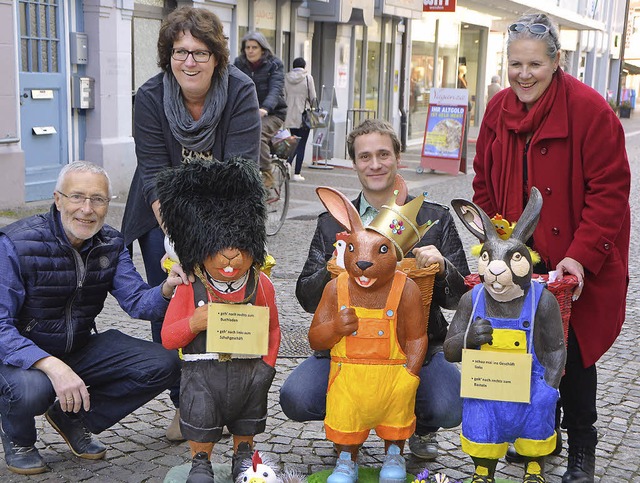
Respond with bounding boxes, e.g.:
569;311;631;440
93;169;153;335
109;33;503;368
460;282;559;459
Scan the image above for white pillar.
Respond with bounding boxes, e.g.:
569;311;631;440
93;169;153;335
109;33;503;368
82;0;136;196
0;0;26;208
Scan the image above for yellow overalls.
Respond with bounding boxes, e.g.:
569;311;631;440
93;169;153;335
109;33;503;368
324;271;420;445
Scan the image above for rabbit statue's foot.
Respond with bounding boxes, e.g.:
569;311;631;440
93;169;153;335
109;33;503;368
379;444;406;483
327;451;358;483
523;460;546;483
471;474;495;483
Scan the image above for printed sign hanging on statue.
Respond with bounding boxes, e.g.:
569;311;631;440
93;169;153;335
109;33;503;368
420;88;468;175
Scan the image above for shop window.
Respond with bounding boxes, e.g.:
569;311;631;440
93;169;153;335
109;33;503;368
19;0;59;73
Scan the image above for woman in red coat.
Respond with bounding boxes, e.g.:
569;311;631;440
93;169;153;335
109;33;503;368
473;13;630;483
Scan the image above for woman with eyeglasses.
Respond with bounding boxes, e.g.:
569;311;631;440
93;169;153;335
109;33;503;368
471;13;630;483
121;6;261;448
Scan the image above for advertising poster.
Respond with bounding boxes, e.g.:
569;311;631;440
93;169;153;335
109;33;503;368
420;88;468;175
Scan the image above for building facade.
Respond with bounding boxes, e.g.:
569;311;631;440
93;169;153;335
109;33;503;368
0;0;628;208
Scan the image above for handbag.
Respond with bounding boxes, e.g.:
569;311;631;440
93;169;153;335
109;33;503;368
271;129;300;159
301;77;327;129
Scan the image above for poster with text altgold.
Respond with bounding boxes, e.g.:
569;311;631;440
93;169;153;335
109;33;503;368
206;303;269;355
421;88;468;175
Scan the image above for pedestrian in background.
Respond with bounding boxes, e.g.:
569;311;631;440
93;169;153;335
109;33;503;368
487;74;502;103
284;57;317;181
234;32;288;185
121;6;261;442
280;119;470;463
473;12;630;483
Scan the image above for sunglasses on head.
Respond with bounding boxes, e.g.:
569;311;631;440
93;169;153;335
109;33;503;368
508;23;550;35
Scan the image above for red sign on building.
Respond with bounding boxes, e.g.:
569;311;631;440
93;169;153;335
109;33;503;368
423;0;456;12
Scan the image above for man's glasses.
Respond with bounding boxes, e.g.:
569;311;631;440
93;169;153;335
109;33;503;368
508;23;550;35
171;49;212;63
57;191;110;207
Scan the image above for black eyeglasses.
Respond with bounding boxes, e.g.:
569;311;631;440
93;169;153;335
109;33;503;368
508;23;550;35
171;49;213;63
57;191;110;207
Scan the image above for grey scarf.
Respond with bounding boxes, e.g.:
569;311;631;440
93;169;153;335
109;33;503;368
163;68;229;153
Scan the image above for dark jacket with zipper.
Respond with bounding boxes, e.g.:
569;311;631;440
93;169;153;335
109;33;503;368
0;205;168;369
234;53;287;120
296;194;470;362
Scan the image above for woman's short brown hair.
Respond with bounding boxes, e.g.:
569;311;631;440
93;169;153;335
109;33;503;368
157;7;229;76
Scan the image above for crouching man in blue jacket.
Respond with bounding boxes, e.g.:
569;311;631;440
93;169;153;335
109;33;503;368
0;161;186;475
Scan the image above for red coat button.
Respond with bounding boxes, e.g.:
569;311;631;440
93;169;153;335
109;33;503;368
540;147;548;154
552;227;560;235
545;187;552;195
603;243;611;250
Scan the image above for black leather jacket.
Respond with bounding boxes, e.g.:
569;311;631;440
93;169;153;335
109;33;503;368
295;194;470;361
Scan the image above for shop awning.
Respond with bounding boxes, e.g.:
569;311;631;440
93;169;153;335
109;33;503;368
308;0;374;25
623;61;640;76
457;0;604;31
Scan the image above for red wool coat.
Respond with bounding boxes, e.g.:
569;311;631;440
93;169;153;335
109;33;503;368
473;70;630;368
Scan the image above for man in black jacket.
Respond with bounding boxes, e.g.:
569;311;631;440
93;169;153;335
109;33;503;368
279;119;470;460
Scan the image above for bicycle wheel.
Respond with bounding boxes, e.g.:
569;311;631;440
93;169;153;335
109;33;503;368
265;159;290;236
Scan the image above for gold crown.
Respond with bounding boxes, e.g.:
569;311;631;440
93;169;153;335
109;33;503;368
367;191;439;261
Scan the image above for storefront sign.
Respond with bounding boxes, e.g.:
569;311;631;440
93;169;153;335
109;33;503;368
255;0;277;30
423;0;455;12
420;87;467;174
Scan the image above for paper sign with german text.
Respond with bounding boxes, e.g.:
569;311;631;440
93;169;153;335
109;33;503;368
206;303;269;355
460;349;532;403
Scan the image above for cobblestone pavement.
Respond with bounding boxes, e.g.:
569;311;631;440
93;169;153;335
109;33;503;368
1;118;639;482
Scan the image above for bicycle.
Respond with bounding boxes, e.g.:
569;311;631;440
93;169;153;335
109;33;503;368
265;137;296;236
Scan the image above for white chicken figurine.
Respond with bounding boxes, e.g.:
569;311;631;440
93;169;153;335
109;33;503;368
162;235;180;272
235;451;306;483
332;232;349;269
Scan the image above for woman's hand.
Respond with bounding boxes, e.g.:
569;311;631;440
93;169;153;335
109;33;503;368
259;108;268;118
555;257;584;301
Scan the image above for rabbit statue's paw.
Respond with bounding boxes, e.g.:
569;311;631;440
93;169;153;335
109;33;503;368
466;317;493;347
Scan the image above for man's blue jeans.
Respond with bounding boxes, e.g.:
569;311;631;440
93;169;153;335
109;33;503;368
0;329;180;447
279;351;462;434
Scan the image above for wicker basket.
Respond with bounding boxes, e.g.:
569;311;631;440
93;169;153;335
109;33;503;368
327;257;440;320
464;273;579;343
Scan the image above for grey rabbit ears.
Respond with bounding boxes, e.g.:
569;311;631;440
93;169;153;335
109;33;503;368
451;187;543;301
451;187;542;246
